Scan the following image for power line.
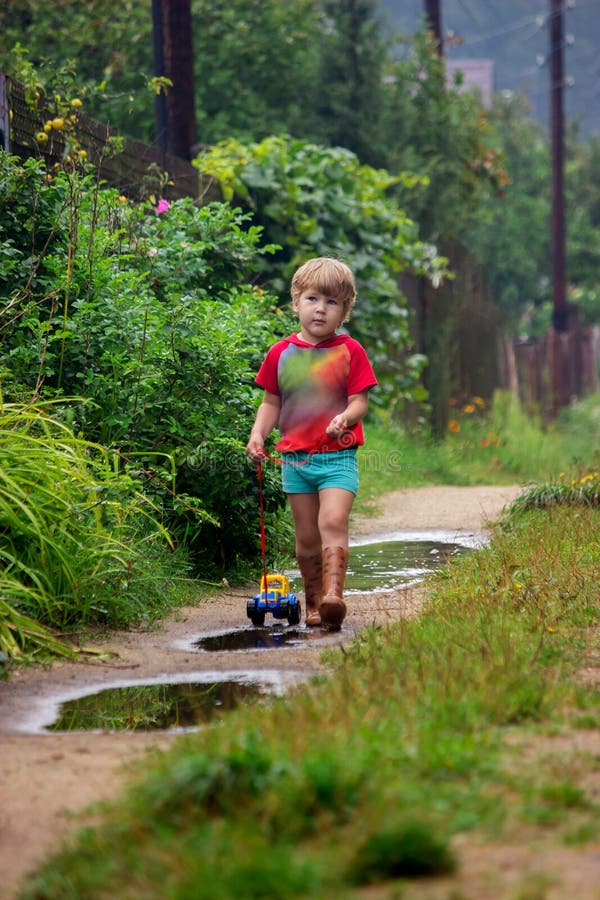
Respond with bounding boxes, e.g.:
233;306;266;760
449;10;546;49
449;0;582;51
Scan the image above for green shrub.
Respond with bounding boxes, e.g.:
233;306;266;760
0;396;188;657
0;153;291;573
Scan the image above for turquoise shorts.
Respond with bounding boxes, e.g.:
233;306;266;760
281;449;359;495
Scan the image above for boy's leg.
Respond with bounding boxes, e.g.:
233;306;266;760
287;493;322;625
317;488;354;629
317;487;354;550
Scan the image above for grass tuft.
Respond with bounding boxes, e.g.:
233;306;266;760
349;818;456;883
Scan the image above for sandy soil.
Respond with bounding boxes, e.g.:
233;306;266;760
1;484;597;899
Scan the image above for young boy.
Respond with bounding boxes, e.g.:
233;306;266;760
246;257;377;629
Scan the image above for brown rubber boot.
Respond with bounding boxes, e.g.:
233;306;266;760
296;553;323;626
319;546;349;630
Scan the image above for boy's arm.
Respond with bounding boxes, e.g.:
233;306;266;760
247;391;281;459
325;390;369;436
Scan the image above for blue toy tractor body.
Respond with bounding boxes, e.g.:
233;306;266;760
246;574;301;627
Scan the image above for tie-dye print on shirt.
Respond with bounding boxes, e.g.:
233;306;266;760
255;333;377;453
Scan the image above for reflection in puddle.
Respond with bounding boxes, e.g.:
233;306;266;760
47;679;270;733
291;535;475;594
344;538;466;591
195;626;332;652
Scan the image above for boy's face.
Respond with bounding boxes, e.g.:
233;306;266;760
292;287;346;344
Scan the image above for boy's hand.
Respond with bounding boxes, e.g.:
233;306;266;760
246;436;267;461
325;414;349;437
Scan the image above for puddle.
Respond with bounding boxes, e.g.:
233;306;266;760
12;670;304;735
343;536;470;592
195;625;334;652
47;680;267;733
295;530;482;594
189;531;479;653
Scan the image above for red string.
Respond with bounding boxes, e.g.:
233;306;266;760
256;461;268;594
255;451;316;597
259;450;313;467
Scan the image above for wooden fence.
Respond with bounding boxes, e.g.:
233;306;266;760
404;243;600;425
498;322;600;419
1;74;199;200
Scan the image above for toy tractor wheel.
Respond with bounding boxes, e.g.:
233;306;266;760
250;610;266;627
288;600;301;626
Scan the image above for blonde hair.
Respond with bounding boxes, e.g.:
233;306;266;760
290;257;356;321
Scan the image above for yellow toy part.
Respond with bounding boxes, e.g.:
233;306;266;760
260;573;291;600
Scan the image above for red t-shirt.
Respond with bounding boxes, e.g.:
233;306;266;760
255;332;377;453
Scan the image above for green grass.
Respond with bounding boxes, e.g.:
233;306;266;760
0;397;194;662
20;502;600;899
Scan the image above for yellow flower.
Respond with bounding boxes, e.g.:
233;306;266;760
71;98;83;109
448;419;460;433
463;404;475;414
36;131;49;143
51;117;65;131
473;396;485;408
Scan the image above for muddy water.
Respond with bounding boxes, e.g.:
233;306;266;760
195;626;331;652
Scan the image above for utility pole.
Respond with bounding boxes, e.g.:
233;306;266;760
549;0;568;412
419;1;444;432
425;0;444;54
550;0;566;332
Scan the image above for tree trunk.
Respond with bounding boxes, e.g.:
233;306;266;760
153;0;197;160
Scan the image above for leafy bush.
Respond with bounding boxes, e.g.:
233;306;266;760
194;135;448;409
0;152;290;573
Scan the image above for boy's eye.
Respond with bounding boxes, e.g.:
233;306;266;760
327;298;339;306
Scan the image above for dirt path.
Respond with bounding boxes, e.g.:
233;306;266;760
0;486;523;898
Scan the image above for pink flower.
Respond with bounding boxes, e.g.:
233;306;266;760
156;198;170;215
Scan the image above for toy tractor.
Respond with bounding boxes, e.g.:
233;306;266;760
247;573;301;628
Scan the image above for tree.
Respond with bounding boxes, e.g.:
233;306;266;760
190;0;324;145
466;93;551;335
311;0;389;168
152;0;196;159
